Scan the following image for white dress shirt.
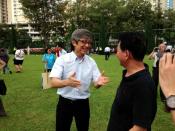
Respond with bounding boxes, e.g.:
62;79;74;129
15;49;25;60
50;51;101;100
104;47;110;52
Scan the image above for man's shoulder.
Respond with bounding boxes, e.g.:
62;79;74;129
58;52;73;62
85;55;95;62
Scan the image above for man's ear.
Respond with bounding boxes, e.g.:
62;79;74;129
126;50;133;59
72;40;77;46
72;40;77;47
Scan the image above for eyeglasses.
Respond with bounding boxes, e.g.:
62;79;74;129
78;39;92;45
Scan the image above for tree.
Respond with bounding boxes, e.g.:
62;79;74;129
163;9;175;29
118;0;153;31
162;9;175;44
17;30;32;48
19;0;68;48
0;25;11;49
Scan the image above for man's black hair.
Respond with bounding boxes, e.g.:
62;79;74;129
118;32;147;61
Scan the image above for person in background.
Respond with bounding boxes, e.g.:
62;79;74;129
107;32;157;131
42;48;55;72
104;46;111;60
58;44;67;57
54;45;60;58
0;58;7;116
42;48;48;72
159;52;175;124
171;48;175;54
148;42;166;102
54;43;67;58
14;47;25;73
0;48;12;74
50;29;109;131
0;58;5;72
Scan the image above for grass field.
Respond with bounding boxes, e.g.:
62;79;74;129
0;54;175;131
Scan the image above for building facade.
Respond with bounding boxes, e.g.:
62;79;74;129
0;0;8;23
150;0;175;10
10;0;28;24
167;0;174;9
6;0;40;41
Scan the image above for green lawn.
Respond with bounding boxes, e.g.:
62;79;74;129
0;54;175;131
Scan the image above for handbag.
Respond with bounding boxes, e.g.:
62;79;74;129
0;79;7;95
41;72;51;89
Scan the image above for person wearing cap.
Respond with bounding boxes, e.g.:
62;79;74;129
49;29;109;131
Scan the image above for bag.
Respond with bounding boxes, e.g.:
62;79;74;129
0;80;7;95
41;72;52;89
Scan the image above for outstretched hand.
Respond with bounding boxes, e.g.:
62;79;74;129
67;72;81;88
95;70;109;88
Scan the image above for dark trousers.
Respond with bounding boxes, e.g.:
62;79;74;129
105;52;110;60
47;69;52;72
152;67;165;101
3;64;12;74
56;96;90;131
0;98;6;116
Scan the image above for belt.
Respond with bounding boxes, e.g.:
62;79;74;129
59;95;88;103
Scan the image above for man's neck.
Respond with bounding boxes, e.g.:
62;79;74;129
125;60;145;77
73;51;85;59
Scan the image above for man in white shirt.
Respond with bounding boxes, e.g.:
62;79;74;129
104;46;111;60
14;47;25;73
50;29;109;131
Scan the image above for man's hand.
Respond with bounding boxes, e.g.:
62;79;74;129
67;72;81;87
95;71;109;88
159;53;175;97
50;72;81;88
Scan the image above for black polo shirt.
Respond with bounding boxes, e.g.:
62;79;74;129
107;69;157;131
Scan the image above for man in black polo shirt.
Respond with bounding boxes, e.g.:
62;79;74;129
107;32;157;131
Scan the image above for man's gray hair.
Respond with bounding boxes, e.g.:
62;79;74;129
71;29;93;41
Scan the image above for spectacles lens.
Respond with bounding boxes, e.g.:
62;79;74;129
79;39;92;45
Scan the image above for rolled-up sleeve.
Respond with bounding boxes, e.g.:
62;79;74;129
92;61;101;82
49;57;64;79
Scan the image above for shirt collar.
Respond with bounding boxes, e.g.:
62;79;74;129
71;51;85;62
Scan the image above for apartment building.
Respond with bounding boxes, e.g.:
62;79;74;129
0;0;2;23
0;0;8;23
9;0;28;24
0;0;40;41
150;0;175;10
167;0;174;9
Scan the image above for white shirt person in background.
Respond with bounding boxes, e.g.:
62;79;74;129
104;46;111;60
50;29;109;131
13;47;25;73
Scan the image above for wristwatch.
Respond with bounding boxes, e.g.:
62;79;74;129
166;95;175;110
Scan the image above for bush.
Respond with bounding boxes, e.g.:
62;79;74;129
24;48;45;54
